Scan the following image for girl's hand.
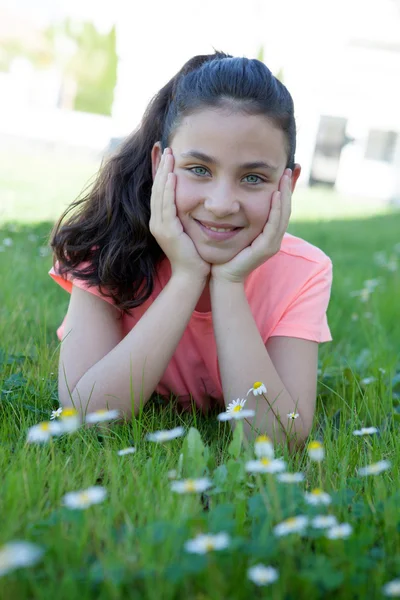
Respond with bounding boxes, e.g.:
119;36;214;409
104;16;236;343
149;148;211;282
211;169;292;283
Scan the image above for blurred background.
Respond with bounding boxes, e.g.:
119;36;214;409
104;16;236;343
1;0;400;225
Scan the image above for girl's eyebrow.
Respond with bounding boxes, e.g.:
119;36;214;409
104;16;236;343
180;150;278;172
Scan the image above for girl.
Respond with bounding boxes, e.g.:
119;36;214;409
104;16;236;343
49;51;333;444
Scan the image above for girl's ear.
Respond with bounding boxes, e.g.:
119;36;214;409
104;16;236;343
290;163;302;193
151;142;163;181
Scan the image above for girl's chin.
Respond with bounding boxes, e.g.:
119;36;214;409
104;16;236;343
196;247;243;265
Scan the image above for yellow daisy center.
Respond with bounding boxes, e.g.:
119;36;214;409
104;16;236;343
232;405;243;413
95;410;107;415
255;435;271;444
260;458;271;466
39;423;50;431
308;441;322;450
79;492;90;503
62;408;77;418
285;517;297;525
311;488;323;495
205;540;215;551
253;382;263;389
185;480;196;492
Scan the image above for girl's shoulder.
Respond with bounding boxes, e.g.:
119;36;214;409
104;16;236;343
279;232;331;266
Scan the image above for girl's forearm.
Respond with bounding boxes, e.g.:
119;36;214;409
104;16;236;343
68;274;205;417
210;277;301;444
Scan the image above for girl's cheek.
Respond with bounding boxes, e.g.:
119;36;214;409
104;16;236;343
175;176;199;214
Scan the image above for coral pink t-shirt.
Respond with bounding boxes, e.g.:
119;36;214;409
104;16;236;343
49;232;332;413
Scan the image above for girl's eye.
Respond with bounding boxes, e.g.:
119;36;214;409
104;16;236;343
243;174;264;185
189;166;209;176
188;168;265;185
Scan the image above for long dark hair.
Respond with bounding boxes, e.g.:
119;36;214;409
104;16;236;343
50;50;296;313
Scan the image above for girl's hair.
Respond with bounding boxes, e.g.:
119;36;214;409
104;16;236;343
50;50;296;313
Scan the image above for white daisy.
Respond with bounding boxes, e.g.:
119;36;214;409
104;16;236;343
387;258;398;272
247;564;279;586
307;441;325;462
59;407;81;433
358;460;391;476
184;532;230;554
325;523;352;539
226;398;247;413
217;409;255;421
0;541;44;577
353;427;378;436
39;246;51;257
350;288;370;302
277;472;305;483
247;382;267;396
27;421;63;443
2;238;13;247
363;279;380;291
167;469;178;480
254;435;274;459
273;515;308;537
311;515;338;529
361;376;377;385
287;412;299;420
246;457;286;474
63;486;107;510
383;578;400;597
50;407;63;420
146;426;185;442
170;478;212;494
85;409;120;424
217;398;255;421
117;447;136;456
304;488;332;506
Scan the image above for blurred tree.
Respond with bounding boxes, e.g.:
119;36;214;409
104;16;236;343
45;19;117;116
275;67;284;83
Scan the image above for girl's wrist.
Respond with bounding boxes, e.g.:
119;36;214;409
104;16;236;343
170;271;208;291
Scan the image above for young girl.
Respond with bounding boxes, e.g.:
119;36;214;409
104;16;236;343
49;51;333;444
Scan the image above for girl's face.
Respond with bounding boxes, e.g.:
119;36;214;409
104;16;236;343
152;108;301;265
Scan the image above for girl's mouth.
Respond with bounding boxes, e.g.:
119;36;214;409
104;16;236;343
195;219;243;241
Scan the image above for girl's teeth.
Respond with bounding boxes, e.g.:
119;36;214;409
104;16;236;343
205;225;234;232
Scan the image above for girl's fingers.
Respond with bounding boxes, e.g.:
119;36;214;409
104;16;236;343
265;191;282;231
150;151;166;216
151;150;172;224
162;172;177;223
279;173;292;232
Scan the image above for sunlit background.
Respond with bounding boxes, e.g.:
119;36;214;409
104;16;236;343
1;0;399;224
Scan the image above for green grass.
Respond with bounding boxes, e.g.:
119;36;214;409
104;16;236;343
0;147;400;599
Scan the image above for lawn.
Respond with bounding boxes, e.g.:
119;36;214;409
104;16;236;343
0;145;399;599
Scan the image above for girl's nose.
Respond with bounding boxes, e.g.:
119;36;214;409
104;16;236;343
203;184;240;216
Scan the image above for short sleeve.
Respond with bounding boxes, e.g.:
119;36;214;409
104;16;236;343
269;258;333;343
49;261;118;341
48;261;116;307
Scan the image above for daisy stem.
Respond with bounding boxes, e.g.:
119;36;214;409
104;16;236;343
49;436;55;465
241;433;271;513
318;460;323;488
267;473;282;521
261;393;288;445
244;417;261;436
